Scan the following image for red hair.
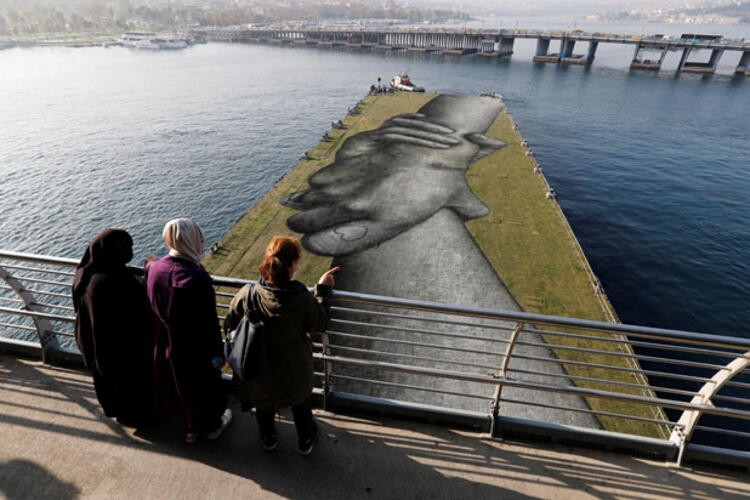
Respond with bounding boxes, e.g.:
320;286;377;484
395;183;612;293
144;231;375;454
259;236;302;285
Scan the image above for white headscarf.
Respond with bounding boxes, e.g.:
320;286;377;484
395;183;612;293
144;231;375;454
162;218;205;264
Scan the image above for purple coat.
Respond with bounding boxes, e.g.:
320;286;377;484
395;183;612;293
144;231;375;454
146;255;226;433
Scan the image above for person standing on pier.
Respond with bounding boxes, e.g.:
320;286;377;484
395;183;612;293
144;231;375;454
73;229;155;427
146;218;232;443
224;236;338;455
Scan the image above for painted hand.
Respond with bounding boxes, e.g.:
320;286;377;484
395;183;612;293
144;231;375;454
282;97;506;256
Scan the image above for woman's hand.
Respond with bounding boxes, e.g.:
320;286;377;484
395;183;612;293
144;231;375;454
318;266;341;287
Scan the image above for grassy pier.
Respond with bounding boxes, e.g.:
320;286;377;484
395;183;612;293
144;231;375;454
203;92;668;438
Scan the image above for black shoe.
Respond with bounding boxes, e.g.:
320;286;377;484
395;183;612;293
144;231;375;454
261;433;277;452
298;420;318;456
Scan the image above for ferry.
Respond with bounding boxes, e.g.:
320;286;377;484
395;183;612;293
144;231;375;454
390;73;425;92
120;32;188;50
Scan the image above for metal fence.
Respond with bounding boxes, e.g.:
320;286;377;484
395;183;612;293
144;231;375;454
1;250;749;469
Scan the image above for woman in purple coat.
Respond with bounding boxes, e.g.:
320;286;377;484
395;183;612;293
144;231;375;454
146;218;232;443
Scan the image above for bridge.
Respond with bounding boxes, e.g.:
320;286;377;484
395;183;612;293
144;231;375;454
1;249;750;478
191;27;750;76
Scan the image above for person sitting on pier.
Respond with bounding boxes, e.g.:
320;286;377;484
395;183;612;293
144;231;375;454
146;218;232;444
223;236;338;455
72;229;156;427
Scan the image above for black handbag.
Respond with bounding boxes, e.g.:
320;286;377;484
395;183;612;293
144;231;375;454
225;286;270;381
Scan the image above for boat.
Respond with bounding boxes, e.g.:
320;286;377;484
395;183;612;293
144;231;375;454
119;32;188;50
390;73;425;92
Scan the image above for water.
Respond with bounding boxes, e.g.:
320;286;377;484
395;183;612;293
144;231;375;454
3;36;747;335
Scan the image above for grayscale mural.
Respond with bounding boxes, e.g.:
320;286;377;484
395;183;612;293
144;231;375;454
283;94;600;428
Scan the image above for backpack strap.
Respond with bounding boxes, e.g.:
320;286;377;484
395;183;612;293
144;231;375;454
244;283;263;322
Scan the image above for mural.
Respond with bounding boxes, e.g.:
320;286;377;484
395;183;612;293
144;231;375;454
283;95;600;427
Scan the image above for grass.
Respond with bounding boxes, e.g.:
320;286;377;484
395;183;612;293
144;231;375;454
204;92;669;438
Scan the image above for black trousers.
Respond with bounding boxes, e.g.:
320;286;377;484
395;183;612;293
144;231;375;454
255;399;314;440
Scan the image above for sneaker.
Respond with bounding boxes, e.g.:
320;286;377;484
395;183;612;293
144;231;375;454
298;420;318;456
207;409;233;440
185;432;199;444
261;433;278;452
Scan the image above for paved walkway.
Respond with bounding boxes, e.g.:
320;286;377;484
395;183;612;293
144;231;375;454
1;354;747;499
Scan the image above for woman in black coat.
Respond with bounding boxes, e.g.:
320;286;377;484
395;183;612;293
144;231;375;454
72;228;155;426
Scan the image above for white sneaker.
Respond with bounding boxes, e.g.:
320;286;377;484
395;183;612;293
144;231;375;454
207;409;233;440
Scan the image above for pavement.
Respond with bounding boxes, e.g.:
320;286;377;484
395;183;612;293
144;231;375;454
1;354;748;499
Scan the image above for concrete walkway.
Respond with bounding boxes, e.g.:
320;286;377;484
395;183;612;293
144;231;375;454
1;354;747;499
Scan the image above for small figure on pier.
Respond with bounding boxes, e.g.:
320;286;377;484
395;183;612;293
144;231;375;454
533;166;542;174
546;188;557;200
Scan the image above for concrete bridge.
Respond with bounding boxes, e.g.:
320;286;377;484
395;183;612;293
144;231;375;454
192;27;750;75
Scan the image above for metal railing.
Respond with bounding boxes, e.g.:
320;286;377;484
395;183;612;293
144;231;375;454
1;250;749;468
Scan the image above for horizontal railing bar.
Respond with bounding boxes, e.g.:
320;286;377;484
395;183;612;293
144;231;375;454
329;344;501;372
0;306;74;323
500;396;677;427
0;322;36;331
0;263;75;276
215;291;236;298
13;276;71;288
725;380;750;390
510;352;713;384
327;330;506;358
47;329;74;337
317;354;750;420
331;374;492;401
0;297;23;304
332;304;515;333
0;251;79;267
507;367;700;399
712;394;750;406
23;289;71;299
526;327;746;359
330;317;512;345
329;290;750;351
517;338;731;371
32;302;75;312
694;426;750;439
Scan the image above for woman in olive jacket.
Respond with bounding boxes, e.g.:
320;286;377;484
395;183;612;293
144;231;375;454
224;236;338;455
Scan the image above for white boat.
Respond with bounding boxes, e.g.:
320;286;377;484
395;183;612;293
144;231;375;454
390;73;425;92
120;32;188;50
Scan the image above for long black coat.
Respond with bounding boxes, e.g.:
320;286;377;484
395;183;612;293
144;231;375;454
73;229;155;424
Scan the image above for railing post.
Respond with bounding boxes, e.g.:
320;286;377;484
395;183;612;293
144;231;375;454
489;322;523;436
0;264;57;362
669;351;750;465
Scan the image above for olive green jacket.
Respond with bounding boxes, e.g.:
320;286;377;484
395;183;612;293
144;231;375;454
224;279;330;409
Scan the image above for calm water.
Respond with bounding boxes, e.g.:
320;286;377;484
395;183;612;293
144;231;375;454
2;38;747;338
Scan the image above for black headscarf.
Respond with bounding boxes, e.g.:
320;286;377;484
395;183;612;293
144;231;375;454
72;229;134;311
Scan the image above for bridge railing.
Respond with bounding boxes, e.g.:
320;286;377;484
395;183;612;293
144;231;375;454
1;250;749;468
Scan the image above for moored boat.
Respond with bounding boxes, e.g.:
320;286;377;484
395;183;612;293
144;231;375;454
390;73;425;92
